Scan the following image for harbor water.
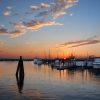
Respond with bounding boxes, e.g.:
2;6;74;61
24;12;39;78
0;61;100;100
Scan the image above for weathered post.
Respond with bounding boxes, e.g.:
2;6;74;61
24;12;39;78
16;56;24;77
16;56;24;93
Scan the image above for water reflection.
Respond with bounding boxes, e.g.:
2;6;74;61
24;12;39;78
0;62;100;100
91;69;100;76
16;74;24;93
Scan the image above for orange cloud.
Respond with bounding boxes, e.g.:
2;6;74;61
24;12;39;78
54;11;66;19
1;19;62;38
41;3;50;7
9;30;26;38
30;6;38;10
60;35;100;48
70;39;100;48
13;20;62;30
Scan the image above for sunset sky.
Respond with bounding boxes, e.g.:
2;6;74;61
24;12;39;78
0;0;100;58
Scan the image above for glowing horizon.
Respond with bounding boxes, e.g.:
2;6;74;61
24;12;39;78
0;0;100;58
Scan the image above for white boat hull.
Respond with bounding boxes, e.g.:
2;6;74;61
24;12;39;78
93;64;100;69
34;58;43;65
93;58;100;69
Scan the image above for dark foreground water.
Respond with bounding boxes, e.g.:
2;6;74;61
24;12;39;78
0;61;100;100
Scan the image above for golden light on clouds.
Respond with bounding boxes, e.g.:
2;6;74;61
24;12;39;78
30;6;38;10
0;0;79;38
41;3;50;7
13;21;63;31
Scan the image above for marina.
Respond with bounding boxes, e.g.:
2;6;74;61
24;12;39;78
0;0;100;100
33;56;100;70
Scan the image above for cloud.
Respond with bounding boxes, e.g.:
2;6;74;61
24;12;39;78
41;3;50;7
58;0;78;3
70;39;100;48
60;35;100;48
51;0;77;14
13;20;62;30
9;30;26;38
35;11;50;17
0;26;8;34
53;11;66;19
6;6;13;10
9;20;62;37
30;6;38;10
35;0;78;19
3;11;11;16
0;0;79;38
0;26;25;37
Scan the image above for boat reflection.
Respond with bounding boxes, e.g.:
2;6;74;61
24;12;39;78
92;69;100;76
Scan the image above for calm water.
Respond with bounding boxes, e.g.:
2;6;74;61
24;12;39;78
0;61;100;100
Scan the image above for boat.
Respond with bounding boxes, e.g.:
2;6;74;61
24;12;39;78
52;59;60;67
93;57;100;69
86;59;93;68
33;58;43;65
51;59;63;68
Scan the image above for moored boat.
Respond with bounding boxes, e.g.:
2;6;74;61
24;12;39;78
93;57;100;69
33;58;43;65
